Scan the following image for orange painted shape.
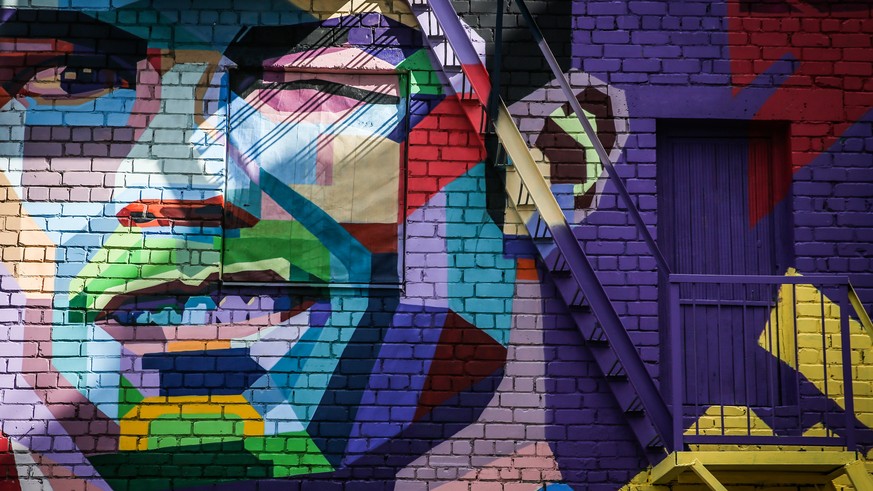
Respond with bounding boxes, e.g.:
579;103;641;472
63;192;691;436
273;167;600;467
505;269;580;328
516;258;538;281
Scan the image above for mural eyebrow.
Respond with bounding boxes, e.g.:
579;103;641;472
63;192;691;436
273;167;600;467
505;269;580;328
0;9;147;96
0;9;147;54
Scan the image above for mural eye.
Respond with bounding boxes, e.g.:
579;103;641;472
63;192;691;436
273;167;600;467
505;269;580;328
20;65;132;100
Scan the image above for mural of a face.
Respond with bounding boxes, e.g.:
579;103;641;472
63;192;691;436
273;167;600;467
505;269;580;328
0;2;517;488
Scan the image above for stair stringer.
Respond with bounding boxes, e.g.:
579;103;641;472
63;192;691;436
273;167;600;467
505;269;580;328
406;0;675;463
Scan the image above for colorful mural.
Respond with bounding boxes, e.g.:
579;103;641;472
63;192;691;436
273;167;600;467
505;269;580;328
0;1;529;489
0;0;871;490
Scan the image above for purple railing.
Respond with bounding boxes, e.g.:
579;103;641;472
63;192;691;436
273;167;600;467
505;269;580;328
669;274;858;450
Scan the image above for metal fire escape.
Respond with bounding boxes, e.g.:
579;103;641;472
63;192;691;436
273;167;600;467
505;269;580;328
407;0;873;489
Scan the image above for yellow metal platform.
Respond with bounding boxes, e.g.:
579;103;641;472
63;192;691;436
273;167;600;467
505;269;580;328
650;451;873;491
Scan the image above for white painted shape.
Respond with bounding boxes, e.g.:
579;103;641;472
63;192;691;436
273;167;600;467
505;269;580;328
11;440;52;491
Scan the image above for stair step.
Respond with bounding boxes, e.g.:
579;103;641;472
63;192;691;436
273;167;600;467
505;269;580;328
627;412;665;450
605;359;628;379
624;395;645;413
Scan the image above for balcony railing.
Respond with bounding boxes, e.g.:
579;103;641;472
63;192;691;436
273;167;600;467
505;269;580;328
668;274;867;450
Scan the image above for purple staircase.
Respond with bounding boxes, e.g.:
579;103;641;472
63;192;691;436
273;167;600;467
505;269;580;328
411;0;675;463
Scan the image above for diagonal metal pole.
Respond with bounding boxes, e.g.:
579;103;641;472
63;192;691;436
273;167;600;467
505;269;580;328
423;0;674;452
512;0;672;278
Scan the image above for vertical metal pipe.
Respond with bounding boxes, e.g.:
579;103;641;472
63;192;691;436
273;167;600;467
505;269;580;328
792;283;801;431
670;280;684;450
820;288;830;434
485;0;505;166
692;285;700;437
839;283;856;450
774;283;782;403
743;284;751;435
765;286;776;427
716;297;724;436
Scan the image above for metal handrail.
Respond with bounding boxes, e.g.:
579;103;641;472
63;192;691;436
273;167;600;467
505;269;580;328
511;0;671;278
848;284;873;341
668;274;859;451
424;0;674;452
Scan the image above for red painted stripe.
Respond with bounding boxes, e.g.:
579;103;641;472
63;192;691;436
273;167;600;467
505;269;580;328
117;196;258;229
0;435;20;491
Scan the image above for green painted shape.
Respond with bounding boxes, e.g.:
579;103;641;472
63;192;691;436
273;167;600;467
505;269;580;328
148;414;243;450
397;49;443;96
88;431;332;490
222;220;332;282
87;440;271;491
68;228;221;323
244;432;333;478
118;376;144;419
548;105;601;196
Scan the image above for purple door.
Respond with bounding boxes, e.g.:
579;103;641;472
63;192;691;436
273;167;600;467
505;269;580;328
658;121;793;408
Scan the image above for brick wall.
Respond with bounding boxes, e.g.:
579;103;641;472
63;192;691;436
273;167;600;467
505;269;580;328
0;0;871;490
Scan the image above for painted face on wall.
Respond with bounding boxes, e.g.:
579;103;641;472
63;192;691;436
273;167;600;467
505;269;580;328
0;3;518;487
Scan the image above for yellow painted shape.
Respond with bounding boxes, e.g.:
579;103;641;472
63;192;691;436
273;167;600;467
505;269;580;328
167;340;233;352
0;172;56;299
618;468;650;491
684;405;774;441
119;395;264;451
286;0;415;26
758;268;873;429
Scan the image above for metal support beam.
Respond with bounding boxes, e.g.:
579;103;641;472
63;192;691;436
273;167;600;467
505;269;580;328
844;461;873;491
423;0;674;455
689;461;729;491
493;101;673;449
652;452;872;488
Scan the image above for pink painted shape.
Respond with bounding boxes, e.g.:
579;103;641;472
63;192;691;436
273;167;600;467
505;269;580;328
130;59;162;141
98;310;299;355
253;88;364;115
21;299;121;453
261;190;295;221
431;442;562;491
316;134;334;186
25;447;110;491
264;47;397;72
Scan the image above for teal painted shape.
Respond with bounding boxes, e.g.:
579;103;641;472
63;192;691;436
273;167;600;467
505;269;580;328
51;255;125;421
445;163;516;346
91;0;316;50
225;151;263;219
259;169;371;284
243;374;306;435
51;320;123;420
539;484;574;491
269;295;368;425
